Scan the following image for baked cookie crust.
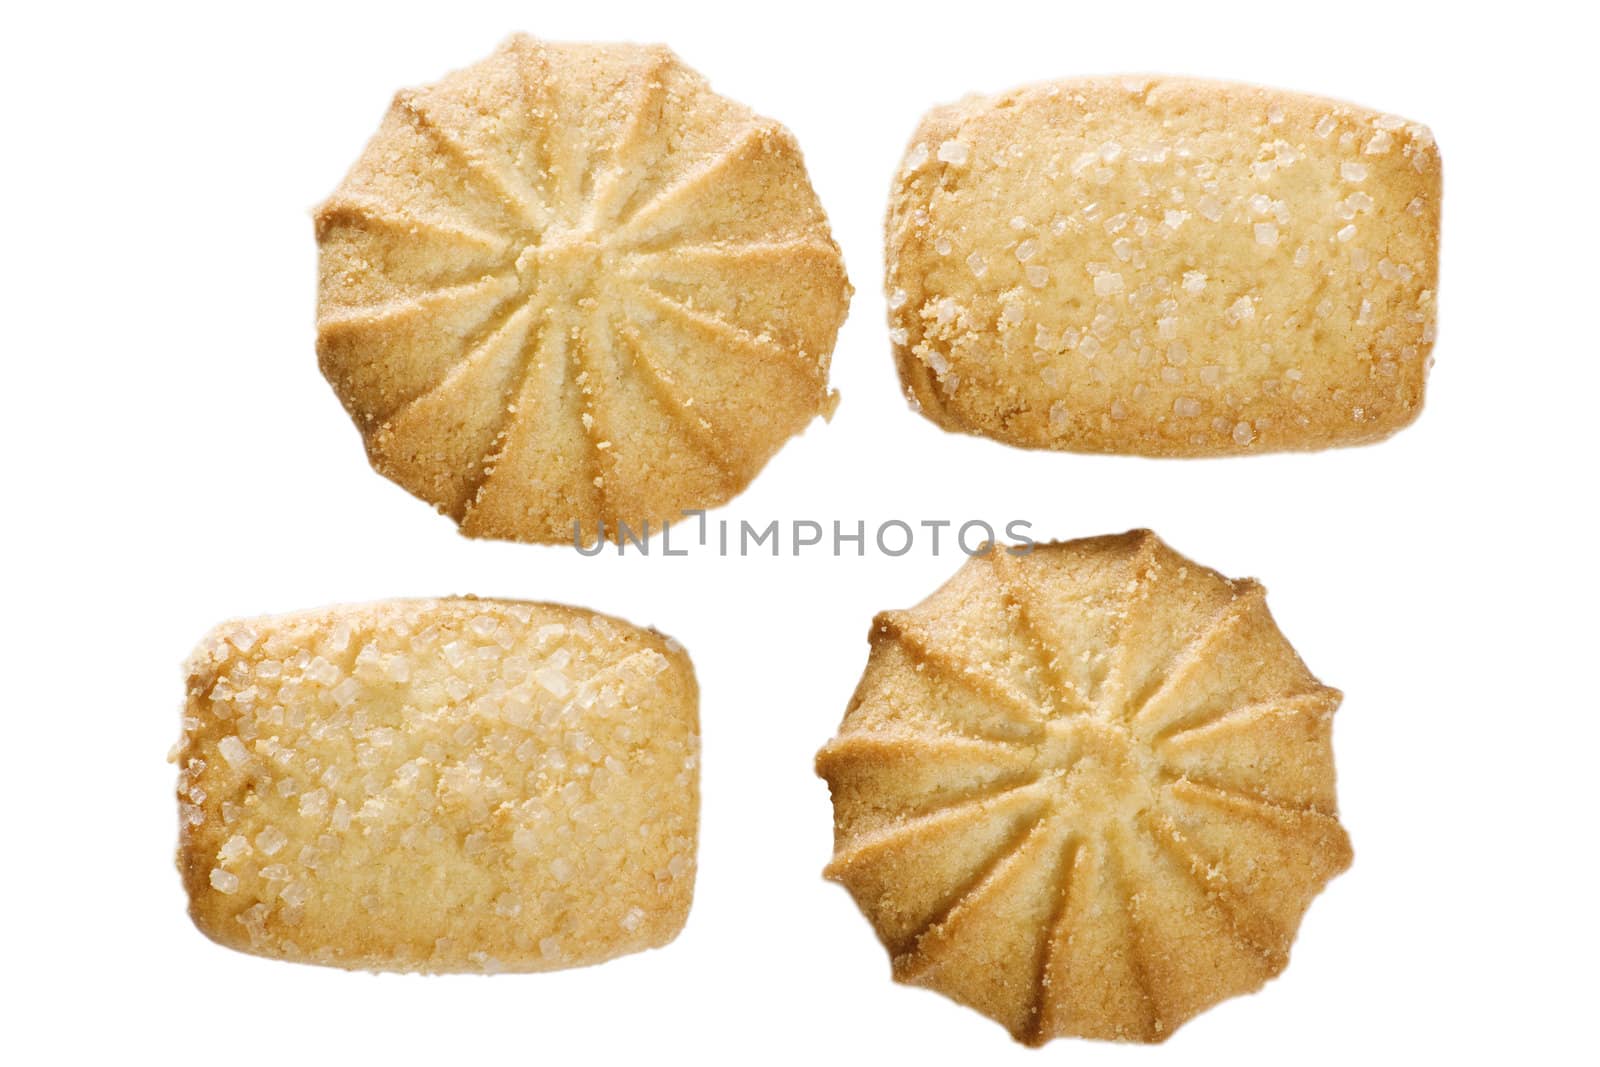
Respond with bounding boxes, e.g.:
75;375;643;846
317;36;850;542
886;77;1439;455
817;532;1351;1043
175;598;698;972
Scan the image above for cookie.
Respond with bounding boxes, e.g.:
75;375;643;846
174;598;699;972
316;35;851;543
886;76;1440;455
816;531;1351;1043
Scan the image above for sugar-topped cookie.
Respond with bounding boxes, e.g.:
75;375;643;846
175;598;699;972
886;77;1439;455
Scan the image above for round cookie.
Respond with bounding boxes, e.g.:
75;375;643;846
885;77;1440;456
816;531;1351;1043
316;36;851;543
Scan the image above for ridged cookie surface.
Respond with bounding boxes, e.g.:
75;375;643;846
175;598;699;972
316;36;850;543
817;532;1351;1043
886;77;1439;455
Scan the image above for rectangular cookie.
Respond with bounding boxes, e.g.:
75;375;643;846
174;598;698;972
886;76;1441;455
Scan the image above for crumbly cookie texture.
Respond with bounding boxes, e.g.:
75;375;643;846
817;531;1351;1044
886;76;1440;455
316;35;850;543
175;598;699;973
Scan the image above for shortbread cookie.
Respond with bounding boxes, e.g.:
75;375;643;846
817;531;1351;1043
316;36;850;543
886;77;1440;455
175;598;699;972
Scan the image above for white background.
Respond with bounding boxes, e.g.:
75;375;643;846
5;0;1595;1061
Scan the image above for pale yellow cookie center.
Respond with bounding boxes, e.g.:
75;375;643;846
513;231;618;307
1037;718;1160;824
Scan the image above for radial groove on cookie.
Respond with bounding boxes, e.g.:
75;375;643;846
1157;689;1341;813
315;199;518;311
842;647;1048;745
567;314;624;518
1101;588;1242;721
1139;809;1287;966
459;313;598;542
1142;808;1294;965
558;95;608;210
599;314;738;512
368;301;541;517
872;611;1048;734
827;785;1053;954
319;248;518;315
423;33;562;227
816;731;1037;781
314;272;516;330
991;533;1158;717
818;731;1046;840
622;289;830;470
1130;599;1318;745
1032;837;1132;1042
615;119;770;239
1122;581;1268;733
1084;532;1164;700
988;550;1095;719
501;36;562;221
1155;685;1339;747
633;284;827;390
836;767;1051;848
1021;834;1084;1044
897;562;1064;712
1114;820;1279;1033
638;235;844;268
623;122;825;250
448;305;562;519
554;47;680;215
381;297;542;428
1101;829;1163;1041
1162;774;1351;840
316;193;516;257
380;275;537;419
827;774;1050;867
582;48;677;228
633;238;850;359
585;313;738;529
1156;789;1351;960
612;317;764;484
317;273;523;431
894;815;1073;1039
396;88;549;231
343;108;526;235
890;809;1058;976
604;98;750;230
855;705;1042;748
1113;825;1273;1036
